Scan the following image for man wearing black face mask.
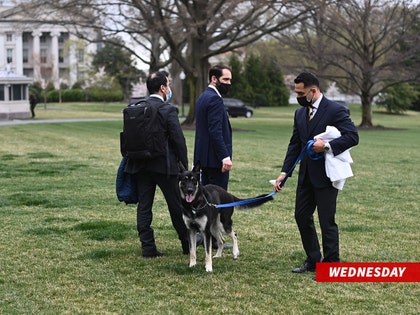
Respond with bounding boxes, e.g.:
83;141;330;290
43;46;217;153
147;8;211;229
274;72;359;274
193;65;233;249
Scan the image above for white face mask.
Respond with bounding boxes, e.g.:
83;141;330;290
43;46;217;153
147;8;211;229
165;87;172;102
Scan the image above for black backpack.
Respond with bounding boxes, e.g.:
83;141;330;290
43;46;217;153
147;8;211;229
120;99;168;160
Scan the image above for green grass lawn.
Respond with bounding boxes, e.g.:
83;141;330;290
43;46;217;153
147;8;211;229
0;103;419;314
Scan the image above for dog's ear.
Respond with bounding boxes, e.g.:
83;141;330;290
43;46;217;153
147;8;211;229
178;162;187;173
192;161;201;173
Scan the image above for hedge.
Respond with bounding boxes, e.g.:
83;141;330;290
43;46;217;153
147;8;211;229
46;89;123;102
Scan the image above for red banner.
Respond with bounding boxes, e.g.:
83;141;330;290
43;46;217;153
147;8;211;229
316;262;420;282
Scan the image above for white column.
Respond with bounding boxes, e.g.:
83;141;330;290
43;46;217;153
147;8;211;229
32;30;42;81
50;30;60;88
0;33;5;70
68;33;77;85
15;32;23;75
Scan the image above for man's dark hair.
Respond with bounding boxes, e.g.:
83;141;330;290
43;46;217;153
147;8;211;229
294;72;320;88
208;65;231;82
146;71;168;94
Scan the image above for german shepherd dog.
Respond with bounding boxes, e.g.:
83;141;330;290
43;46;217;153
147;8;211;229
178;162;273;272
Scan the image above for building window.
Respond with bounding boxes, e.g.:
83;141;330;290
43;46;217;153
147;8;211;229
7;84;24;101
40;34;47;43
40;49;47;63
59;35;65;43
77;49;84;63
59;49;64;63
23;49;29;63
6;33;13;41
0;85;4;101
7;49;13;63
22;33;30;43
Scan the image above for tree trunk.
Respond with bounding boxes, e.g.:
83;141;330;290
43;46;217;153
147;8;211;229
183;76;197;126
359;92;374;128
182;38;209;126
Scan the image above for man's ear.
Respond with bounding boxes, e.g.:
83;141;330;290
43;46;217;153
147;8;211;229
211;75;218;84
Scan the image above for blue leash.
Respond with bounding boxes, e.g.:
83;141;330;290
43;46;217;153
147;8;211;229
215;140;322;209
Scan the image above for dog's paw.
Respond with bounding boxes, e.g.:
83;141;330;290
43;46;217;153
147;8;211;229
189;261;196;268
205;266;213;272
233;252;239;260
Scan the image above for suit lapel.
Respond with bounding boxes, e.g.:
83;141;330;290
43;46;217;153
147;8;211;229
296;107;309;137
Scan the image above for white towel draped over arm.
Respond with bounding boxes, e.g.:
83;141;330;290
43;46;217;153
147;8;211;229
314;126;354;190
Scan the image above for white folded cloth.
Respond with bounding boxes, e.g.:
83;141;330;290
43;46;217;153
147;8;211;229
314;126;353;190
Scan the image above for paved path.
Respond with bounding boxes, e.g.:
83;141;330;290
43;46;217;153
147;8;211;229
0;118;119;126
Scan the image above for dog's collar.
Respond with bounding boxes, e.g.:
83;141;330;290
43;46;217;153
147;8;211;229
190;201;215;215
202;190;216;207
188;194;216;216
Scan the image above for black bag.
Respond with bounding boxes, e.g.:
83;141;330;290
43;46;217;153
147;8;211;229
120;99;167;160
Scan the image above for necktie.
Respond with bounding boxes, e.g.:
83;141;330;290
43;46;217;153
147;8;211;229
308;106;314;120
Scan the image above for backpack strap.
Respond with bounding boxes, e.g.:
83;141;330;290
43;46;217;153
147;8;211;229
154;103;170;178
128;99;147;107
144;99;171;177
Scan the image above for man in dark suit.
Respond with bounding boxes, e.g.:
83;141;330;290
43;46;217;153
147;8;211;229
274;72;359;273
125;71;189;258
194;65;233;190
194;65;233;249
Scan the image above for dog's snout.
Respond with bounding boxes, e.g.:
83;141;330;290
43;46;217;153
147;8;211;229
186;184;195;194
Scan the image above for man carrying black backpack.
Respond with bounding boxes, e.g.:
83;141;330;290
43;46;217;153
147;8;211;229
124;71;189;258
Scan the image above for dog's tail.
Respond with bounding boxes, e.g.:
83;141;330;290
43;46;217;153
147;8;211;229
235;193;274;210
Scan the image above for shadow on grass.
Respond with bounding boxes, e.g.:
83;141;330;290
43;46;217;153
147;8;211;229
25;220;135;250
72;221;135;241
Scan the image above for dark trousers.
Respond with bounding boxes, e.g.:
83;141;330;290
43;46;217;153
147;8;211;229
201;167;229;190
30;103;37;118
295;176;339;265
134;170;188;255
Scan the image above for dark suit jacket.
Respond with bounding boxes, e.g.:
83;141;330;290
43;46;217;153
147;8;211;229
194;87;232;169
281;96;359;189
125;96;188;175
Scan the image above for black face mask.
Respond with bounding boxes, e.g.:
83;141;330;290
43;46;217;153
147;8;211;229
297;91;313;107
216;80;231;95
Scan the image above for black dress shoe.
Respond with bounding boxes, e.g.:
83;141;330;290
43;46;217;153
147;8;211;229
292;262;315;273
143;250;164;258
223;243;233;249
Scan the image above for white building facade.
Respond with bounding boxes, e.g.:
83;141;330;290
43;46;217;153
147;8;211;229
0;2;98;88
0;1;98;118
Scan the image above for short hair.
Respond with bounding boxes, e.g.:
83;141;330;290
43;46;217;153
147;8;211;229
294;72;320;88
146;71;169;94
208;65;232;82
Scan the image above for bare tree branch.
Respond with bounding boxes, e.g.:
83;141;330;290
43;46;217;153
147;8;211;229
278;0;420;127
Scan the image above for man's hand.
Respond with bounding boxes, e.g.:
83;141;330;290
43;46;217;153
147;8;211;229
312;138;326;153
274;173;286;192
221;159;232;173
